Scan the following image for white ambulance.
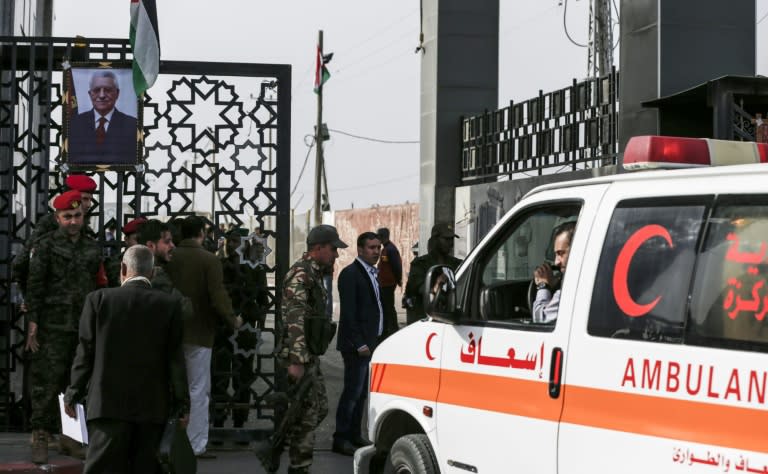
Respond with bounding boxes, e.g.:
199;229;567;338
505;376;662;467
354;135;768;474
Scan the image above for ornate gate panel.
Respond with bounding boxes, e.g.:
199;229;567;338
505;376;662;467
0;37;290;438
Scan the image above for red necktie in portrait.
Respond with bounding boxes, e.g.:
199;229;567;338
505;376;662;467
96;116;107;144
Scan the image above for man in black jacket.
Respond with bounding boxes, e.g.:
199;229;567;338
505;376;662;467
64;245;189;473
333;232;383;455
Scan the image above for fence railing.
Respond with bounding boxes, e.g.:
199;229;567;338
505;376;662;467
461;68;619;184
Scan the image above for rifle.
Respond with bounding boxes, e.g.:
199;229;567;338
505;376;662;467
254;369;316;473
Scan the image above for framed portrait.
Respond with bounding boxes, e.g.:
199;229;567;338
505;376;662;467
62;61;143;171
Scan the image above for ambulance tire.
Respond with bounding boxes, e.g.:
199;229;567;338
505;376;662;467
384;434;439;474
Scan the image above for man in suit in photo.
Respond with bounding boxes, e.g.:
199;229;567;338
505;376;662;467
68;70;138;165
333;232;383;456
63;245;190;473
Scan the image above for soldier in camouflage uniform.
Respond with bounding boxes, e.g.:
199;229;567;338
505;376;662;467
404;223;462;324
278;225;348;474
12;174;97;295
212;229;269;431
25;190;104;464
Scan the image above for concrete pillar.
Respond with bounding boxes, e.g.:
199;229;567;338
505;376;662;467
419;0;498;253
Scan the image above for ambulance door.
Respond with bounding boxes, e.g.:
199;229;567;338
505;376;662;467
435;186;606;474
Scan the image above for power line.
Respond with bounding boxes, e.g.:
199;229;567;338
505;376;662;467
759;9;768;24
291;137;315;197
334;27;417;76
563;0;588;47
331;173;418;192
335;8;419;58
329;128;419;144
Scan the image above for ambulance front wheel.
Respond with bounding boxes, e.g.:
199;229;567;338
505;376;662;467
384;434;439;474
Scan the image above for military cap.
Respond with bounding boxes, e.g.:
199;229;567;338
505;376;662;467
307;224;348;248
122;217;147;235
377;227;390;239
65;174;97;193
431;222;459;239
52;190;82;210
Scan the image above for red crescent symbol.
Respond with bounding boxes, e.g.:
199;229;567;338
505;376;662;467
613;224;673;318
425;332;437;361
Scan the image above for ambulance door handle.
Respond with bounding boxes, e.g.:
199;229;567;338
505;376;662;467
548;347;563;399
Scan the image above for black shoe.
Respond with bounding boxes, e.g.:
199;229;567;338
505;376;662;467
332;439;357;456
350;435;372;448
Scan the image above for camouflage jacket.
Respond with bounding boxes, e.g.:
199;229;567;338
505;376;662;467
26;227;103;331
404;251;462;319
152;265;195;322
279;254;327;364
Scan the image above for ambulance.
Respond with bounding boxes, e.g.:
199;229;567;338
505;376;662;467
354;135;768;474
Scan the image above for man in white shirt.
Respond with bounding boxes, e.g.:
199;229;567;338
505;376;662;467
533;222;576;324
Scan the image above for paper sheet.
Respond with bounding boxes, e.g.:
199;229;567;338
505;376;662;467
58;393;88;444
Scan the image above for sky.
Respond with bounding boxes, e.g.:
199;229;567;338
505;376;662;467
52;0;768;214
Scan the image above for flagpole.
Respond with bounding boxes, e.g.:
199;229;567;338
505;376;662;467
314;29;324;227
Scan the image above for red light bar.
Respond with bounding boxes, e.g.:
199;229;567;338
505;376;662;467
623;136;768;171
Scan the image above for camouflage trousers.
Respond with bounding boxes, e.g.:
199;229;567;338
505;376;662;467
286;362;328;470
28;329;78;432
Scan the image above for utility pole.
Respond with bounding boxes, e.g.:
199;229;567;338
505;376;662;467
313;30;324;227
587;0;613;77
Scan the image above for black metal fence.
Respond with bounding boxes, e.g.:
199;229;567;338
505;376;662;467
0;36;290;436
461;68;619;184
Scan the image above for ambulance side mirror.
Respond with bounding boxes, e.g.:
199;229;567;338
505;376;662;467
424;265;459;323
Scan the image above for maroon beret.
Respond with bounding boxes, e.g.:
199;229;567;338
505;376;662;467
122;217;147;235
65;174;97;193
52;190;82;211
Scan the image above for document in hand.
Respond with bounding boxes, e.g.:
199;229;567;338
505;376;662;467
58;393;88;444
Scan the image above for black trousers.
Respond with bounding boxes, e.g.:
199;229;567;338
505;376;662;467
380;285;399;338
334;351;370;442
85;418;164;474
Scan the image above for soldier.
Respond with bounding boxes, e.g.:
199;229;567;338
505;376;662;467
12;174;97;294
25;190;104;464
212;229;269;434
404;223;463;324
278;224;347;474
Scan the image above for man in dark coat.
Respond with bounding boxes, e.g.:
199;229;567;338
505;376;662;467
63;245;189;473
67;70;137;165
376;227;402;337
333;232;383;456
165;216;241;457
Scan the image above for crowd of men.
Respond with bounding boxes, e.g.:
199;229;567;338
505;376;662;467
11;175;269;470
12;174;465;472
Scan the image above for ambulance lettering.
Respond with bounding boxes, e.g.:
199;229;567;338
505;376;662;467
621;358;767;404
723;232;768;321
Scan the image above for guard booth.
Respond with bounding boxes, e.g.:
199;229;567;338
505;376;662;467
0;36;290;444
642;76;768;142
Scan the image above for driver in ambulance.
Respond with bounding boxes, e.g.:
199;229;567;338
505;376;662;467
532;222;576;323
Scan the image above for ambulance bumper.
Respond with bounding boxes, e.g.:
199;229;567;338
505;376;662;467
353;445;377;474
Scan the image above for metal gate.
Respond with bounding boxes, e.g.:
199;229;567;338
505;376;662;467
0;36;290;439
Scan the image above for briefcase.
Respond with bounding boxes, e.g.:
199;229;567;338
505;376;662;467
157;417;197;474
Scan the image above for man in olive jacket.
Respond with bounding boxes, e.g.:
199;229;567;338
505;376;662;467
165;216;242;457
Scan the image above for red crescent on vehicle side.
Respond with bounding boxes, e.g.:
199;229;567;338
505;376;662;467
425;332;437;360
613;224;673;317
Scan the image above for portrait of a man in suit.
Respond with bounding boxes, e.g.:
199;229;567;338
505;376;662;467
66;69;139;167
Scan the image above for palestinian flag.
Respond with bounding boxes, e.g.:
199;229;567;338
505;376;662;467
129;0;160;97
314;46;331;93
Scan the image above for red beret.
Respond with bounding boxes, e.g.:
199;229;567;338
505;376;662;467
122;217;147;235
52;190;82;211
65;174;97;193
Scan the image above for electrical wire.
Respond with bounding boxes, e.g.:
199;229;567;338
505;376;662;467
328;128;419;144
331;173;418;192
759;9;768;24
563;0;588;47
336;8;419;58
334;27;417;76
290;137;315;198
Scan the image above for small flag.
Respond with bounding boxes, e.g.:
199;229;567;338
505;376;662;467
314;47;332;93
129;0;160;97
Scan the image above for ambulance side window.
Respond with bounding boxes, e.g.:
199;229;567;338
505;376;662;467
688;196;768;352
587;199;709;342
477;203;581;324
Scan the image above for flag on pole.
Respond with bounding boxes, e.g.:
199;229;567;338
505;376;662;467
129;0;160;97
313;46;331;93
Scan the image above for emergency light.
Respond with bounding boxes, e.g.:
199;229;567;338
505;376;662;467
623;135;768;170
